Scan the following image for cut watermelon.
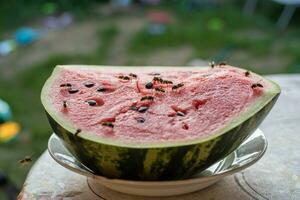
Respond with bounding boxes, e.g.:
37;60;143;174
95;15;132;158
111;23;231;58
41;65;280;180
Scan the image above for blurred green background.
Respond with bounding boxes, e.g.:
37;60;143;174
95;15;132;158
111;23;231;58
0;0;300;198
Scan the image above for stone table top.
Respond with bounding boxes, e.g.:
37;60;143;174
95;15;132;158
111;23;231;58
18;74;300;200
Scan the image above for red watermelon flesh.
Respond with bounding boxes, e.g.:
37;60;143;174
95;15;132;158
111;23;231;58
48;65;268;144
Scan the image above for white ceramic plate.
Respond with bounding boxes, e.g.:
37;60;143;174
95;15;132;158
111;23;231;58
48;129;267;197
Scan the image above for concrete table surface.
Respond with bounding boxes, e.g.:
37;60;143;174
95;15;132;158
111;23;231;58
18;74;300;200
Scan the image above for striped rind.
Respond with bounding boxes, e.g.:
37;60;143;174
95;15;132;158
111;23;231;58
46;94;279;180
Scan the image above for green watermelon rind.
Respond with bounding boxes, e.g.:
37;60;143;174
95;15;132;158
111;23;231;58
42;65;280;180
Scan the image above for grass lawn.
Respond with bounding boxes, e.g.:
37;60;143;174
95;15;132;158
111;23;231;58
0;4;300;199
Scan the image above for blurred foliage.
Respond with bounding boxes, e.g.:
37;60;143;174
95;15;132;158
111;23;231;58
0;0;109;35
129;5;300;74
130;5;273;54
0;25;119;197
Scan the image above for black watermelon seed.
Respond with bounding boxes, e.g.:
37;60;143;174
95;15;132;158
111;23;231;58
63;101;67;108
176;111;185;116
138;106;149;113
145;82;153;89
218;61;227;66
102;122;114;128
60;83;72;87
68;88;79;94
136;117;145;123
251;83;263;89
149;72;160;76
87;100;97;106
97;88;107;92
84;82;95;88
129;106;138;111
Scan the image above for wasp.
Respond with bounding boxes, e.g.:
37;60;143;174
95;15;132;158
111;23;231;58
18;155;33;166
129;73;137;78
162;80;173;84
74;129;82;136
118;75;130;80
141;96;154;101
172;83;184;90
155;87;165;93
209;61;215;68
153;77;164;83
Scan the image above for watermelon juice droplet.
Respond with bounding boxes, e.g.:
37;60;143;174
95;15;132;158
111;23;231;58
83;81;95;88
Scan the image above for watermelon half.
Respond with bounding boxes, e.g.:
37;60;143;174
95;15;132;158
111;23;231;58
41;65;280;180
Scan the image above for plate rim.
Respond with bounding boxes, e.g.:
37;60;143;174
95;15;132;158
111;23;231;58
48;129;267;185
